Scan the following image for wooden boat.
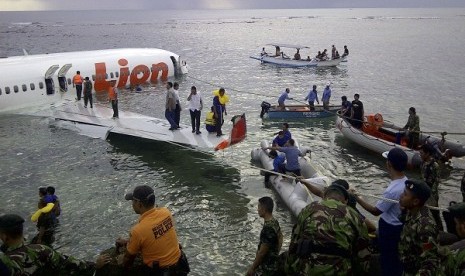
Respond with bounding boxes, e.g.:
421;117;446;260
260;101;341;120
250;43;342;68
336;113;465;167
251;140;328;216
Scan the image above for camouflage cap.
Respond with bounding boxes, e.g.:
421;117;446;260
405;179;431;203
0;214;24;231
448;202;465;219
326;183;349;200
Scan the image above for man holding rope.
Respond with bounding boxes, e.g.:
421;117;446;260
353;147;408;276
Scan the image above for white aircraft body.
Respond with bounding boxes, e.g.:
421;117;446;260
0;48;246;150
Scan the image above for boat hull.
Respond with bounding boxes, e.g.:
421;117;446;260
250;55;341;67
261;104;341;120
251;140;328;216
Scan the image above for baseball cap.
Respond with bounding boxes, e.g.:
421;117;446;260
405;179;431;203
382;148;408;171
125;185;155;202
0;214;25;231
448;202;465;220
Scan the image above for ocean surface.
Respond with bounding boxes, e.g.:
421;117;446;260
1;8;465;275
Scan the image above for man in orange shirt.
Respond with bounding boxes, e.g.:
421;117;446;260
119;185;189;275
108;80;118;118
72;71;83;101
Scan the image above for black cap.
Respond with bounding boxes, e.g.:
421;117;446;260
326;183;349;200
382;148;408;171
332;179;349;190
0;214;24;231
125;185;155;202
405;179;431;203
448;202;465;219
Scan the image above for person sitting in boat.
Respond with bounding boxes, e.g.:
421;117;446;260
274;46;281;57
261;47;268;57
335;50;340;59
281;122;292;141
315;51;322;60
342;45;349;57
403;107;420;149
294;49;301;60
304;85;319;111
264;139;302;176
321;49;328;60
264;150;286;186
306;56;311;61
281;51;290;59
272;131;289;147
278;88;292;110
205;106;216;133
340;95;352;118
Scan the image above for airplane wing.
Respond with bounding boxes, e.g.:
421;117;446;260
31;101;246;151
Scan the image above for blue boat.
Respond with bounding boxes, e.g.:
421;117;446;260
260;101;341;120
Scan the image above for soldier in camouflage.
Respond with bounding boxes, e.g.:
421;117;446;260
285;183;371;276
247;196;283;276
419;143;443;231
437;202;465;275
0;214;111;275
398;179;440;275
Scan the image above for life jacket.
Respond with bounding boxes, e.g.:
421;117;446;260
205;111;215;126
212;90;230;105
73;75;83;85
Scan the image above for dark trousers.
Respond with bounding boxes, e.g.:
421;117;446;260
309;101;315;111
165;109;177;129
190;109;201;132
84;93;93;107
111;100;118;118
76;85;82;100
175;103;181;127
378;218;403;276
215;111;223;135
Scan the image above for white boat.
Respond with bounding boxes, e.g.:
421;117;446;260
336;113;465;168
251;140;328;216
250;43;342;68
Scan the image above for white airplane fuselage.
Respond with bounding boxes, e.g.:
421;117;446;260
0;48;188;112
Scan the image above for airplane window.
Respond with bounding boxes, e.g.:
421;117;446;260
92;75;95;81
30;83;35;90
22;84;27;92
5;87;10;94
39;82;44;89
115;72;119;77
14;85;19;93
110;72;114;78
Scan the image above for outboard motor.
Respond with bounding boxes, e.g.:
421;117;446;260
260;101;272;118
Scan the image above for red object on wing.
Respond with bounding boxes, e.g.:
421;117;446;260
215;114;247;151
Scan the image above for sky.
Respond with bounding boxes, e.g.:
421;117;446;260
1;0;465;11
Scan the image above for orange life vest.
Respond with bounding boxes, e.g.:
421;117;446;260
73;74;83;85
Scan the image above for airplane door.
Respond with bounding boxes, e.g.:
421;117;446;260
57;63;72;92
45;65;59;95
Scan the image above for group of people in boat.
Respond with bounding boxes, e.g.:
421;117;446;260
277;82;332;111
260;44;349;61
248;121;465;275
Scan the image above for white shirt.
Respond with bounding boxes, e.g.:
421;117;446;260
376;176;408;226
188;92;203;111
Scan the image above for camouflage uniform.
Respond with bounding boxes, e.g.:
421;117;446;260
421;158;443;230
1;252;20;275
256;217;282;276
0;242;95;276
436;244;465;276
285;199;371;276
398;206;440;275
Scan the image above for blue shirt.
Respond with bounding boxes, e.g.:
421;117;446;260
305;89;318;103
273;155;285;172
375;176;408;226
273;136;288;147
279;146;301;171
322;87;331;102
278;92;290;104
213;96;223;113
283;130;292;141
